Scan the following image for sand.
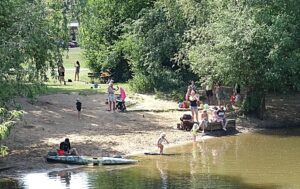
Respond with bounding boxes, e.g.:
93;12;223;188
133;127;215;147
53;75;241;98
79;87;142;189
0;93;201;175
1;92;299;176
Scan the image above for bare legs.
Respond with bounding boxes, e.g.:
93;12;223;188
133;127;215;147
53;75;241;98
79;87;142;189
108;101;116;111
74;73;79;81
191;108;199;123
158;144;164;154
77;111;81;119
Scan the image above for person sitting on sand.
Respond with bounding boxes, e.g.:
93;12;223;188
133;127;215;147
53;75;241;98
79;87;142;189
200;110;209;133
60;138;79;156
191;122;199;141
157;133;169;154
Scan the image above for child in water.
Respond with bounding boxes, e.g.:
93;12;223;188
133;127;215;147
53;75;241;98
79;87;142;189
191;122;199;141
157;133;169;154
76;98;82;119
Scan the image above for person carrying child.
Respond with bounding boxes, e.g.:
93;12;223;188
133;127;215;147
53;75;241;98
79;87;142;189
157;133;169;154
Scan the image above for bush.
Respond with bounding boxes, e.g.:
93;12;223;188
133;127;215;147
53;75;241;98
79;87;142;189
129;73;154;93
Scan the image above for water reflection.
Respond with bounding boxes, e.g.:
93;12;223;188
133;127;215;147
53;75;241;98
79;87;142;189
22;170;89;189
48;171;72;187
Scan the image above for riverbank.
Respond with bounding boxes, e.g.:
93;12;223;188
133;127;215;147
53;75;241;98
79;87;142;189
0;93;299;176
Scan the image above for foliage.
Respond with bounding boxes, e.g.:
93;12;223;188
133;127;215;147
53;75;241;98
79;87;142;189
80;0;153;82
0;107;22;157
0;0;71;154
127;1;187;92
180;0;300;116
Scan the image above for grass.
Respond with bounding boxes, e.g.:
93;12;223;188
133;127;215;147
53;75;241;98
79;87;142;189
62;48;87;68
46;47;134;96
48;47;91;83
46;82;133;96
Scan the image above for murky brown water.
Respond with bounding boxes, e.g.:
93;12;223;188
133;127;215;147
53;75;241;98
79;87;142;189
1;128;300;189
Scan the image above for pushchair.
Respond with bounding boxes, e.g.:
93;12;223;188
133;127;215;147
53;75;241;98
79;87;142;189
116;87;126;112
178;114;193;131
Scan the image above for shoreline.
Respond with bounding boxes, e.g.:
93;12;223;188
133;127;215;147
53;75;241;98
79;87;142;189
0;120;298;178
0;93;299;177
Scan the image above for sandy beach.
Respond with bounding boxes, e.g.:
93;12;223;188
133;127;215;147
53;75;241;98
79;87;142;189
0;92;299;176
0;93;205;175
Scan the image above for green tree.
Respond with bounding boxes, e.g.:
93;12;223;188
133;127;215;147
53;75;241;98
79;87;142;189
125;0;197;93
182;0;300;118
0;0;71;155
80;0;152;82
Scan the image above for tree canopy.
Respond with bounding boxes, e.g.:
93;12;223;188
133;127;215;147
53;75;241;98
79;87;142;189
80;0;300;116
0;0;72;155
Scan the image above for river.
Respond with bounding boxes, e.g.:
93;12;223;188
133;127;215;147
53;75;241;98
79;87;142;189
1;128;300;189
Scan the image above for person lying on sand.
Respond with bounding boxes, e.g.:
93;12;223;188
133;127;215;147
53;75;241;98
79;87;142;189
157;133;169;154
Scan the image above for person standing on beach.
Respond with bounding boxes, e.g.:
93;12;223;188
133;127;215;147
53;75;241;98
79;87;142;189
185;80;196;101
107;81;118;111
76;98;82;119
157;133;169;154
74;61;80;81
189;90;199;123
58;65;66;85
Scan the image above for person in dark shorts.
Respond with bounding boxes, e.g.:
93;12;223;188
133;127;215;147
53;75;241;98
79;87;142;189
189;90;199;123
76;98;82;119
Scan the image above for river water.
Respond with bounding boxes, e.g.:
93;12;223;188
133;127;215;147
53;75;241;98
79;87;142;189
1;128;300;189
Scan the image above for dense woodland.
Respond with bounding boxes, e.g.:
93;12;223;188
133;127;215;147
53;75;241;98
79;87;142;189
1;0;300;154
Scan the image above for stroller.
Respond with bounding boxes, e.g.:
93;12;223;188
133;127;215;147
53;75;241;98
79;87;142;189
178;114;193;131
116;87;126;112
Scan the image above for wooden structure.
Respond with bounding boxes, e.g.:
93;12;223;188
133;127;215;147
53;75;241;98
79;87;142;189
88;71;110;83
203;119;236;132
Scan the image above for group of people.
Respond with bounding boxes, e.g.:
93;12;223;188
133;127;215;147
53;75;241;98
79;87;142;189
106;79;126;112
58;61;81;84
184;80;231;141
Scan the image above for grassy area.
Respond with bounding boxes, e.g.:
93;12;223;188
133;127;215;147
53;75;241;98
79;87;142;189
46;48;134;96
63;48;87;68
47;47;92;83
46;82;133;95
